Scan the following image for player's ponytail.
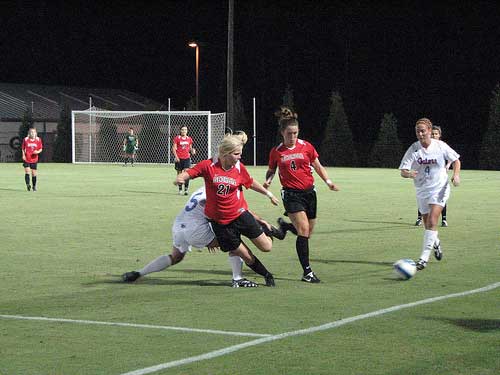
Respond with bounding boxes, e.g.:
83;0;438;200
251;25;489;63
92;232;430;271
275;106;299;132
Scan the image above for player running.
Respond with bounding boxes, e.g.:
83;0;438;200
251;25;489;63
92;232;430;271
22;127;43;191
399;118;461;270
264;106;339;283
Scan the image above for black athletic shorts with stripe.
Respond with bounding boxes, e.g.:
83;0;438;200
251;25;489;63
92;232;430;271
210;210;263;252
281;187;317;219
175;158;191;171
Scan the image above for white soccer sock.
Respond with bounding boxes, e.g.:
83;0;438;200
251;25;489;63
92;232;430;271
420;229;438;262
228;255;244;280
139;255;172;276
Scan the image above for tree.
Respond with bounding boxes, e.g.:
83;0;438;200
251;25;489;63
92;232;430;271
184;97;196;111
320;91;357;166
369;113;404;168
52;105;72;162
479;84;500;170
233;90;249;133
16;109;34;161
282;83;294;108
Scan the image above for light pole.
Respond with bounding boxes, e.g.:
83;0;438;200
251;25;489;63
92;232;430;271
188;42;199;110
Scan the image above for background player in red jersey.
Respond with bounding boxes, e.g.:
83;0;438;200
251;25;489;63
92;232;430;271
21;127;43;191
176;132;280;286
172;125;196;195
264;106;339;283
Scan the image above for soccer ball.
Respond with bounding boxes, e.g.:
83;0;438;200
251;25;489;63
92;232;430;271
393;259;417;280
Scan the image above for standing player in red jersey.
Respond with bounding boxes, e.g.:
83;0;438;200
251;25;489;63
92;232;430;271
22;127;43;191
172;126;196;195
264;106;339;283
176;132;281;286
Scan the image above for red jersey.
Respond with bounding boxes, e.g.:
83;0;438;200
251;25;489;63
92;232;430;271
187;158;253;224
268;139;319;190
22;136;43;163
173;135;193;159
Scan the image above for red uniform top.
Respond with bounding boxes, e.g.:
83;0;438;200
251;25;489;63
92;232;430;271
22;136;43;163
187;158;253;224
268;139;319;190
173;135;193;159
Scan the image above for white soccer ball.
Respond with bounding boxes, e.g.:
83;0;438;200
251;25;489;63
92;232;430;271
393;259;417;280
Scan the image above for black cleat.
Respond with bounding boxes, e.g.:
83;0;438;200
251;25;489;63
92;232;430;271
302;271;321;283
433;241;443;261
277;217;297;235
232;278;258;288
122;271;141;282
270;225;286;240
441;220;448;227
27;185;31;191
416;259;427;271
264;273;275;287
415;218;422;226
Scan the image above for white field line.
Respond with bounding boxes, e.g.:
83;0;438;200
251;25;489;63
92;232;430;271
120;281;500;375
0;315;271;338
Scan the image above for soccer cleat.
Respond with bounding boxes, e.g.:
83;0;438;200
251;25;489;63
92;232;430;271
178;190;183;195
32;186;37;192
264;273;275;287
270;225;286;240
26;185;31;191
277;217;297;235
415;218;422;226
232;278;258;288
433;241;443;261
416;259;427;271
122;271;141;282
302;271;321;283
184;191;188;196
441;220;448;227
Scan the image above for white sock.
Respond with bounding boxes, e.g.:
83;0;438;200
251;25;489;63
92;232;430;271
420;230;438;262
139;255;172;276
229;255;244;280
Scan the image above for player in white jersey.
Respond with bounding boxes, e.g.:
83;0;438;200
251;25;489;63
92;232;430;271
399;118;461;270
122;186;284;287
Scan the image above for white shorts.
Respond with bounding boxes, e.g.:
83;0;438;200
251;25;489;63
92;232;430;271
416;184;450;215
172;221;215;254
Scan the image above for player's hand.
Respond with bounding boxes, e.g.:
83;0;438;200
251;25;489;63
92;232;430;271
123;145;126;151
207;246;219;253
270;196;279;206
451;175;460;187
326;181;340;191
263;180;271;189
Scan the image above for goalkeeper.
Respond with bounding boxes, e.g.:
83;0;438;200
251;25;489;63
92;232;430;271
123;127;139;166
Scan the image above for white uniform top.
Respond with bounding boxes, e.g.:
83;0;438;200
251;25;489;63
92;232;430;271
399;139;460;198
172;186;215;253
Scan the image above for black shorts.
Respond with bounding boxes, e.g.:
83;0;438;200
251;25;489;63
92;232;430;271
282;187;317;219
210;210;263;252
175;158;191;171
23;162;38;170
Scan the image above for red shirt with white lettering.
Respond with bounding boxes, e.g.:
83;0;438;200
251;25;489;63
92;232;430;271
187;158;252;224
173;135;193;159
22;136;43;163
268;139;319;190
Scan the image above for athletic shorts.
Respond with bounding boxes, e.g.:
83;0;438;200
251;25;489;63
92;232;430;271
172;220;215;253
23;162;38;170
175;158;191;171
281;187;317;219
125;147;136;155
210;210;263;252
416;183;450;215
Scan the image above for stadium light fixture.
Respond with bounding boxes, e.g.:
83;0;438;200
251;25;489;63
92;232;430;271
188;42;199;110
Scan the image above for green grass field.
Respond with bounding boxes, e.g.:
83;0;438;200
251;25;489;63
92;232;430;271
1;163;499;375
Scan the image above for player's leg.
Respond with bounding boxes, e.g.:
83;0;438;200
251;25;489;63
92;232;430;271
441;205;448;226
31;164;38;191
230;244;274;287
415;209;423;226
417;204;443;270
23;164;31;191
288;211;319;282
175;163;183;194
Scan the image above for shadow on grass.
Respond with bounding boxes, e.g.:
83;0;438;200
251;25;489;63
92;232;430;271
426;318;500;332
84;276;229;287
310;259;393;267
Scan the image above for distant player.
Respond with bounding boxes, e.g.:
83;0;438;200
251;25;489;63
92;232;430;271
399;118;461;271
173;126;196;195
22;127;43;191
123;128;138;166
264;106;339;283
122;186;283;287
